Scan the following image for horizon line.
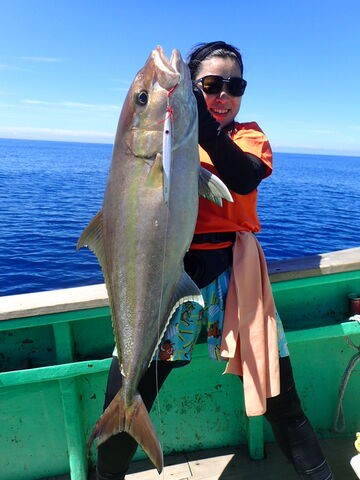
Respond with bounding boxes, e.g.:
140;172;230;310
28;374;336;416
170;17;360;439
0;135;359;157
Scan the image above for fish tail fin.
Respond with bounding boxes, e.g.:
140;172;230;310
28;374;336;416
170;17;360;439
87;389;163;474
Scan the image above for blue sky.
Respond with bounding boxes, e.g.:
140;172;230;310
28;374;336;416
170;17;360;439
1;0;359;154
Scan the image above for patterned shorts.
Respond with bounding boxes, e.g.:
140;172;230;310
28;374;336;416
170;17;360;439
155;267;289;362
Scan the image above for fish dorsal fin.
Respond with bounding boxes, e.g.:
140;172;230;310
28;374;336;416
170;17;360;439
198;166;233;206
77;211;121;362
150;271;204;364
76;210;106;269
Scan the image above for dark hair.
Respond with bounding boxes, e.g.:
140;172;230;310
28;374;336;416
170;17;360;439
187;41;244;80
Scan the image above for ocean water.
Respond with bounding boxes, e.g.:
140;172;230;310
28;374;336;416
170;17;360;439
1;138;359;297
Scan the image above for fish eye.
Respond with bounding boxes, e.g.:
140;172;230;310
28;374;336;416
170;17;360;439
135;90;148;106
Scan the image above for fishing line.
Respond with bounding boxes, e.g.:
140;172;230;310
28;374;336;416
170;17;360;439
154;84;177;475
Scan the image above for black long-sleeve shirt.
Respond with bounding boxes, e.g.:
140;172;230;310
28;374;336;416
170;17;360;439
194;87;267;194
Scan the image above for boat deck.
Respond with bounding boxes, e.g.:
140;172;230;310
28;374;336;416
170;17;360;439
47;437;357;479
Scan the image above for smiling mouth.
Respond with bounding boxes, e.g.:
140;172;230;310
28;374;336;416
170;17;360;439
211;108;230;115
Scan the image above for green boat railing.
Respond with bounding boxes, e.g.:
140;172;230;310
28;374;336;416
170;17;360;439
1;247;360;480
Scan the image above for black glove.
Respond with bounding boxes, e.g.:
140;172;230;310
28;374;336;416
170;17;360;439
192;85;221;146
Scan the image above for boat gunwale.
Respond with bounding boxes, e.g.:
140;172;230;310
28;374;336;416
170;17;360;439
268;246;360;282
1;246;360;322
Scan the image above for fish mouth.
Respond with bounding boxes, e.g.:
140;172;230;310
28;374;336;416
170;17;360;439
169;48;181;74
152;46;180;92
126;138;158;161
134;151;157;163
123;46;189;159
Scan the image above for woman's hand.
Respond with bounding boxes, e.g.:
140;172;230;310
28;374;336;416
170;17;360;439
192;85;221;145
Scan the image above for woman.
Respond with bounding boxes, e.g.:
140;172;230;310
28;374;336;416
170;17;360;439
96;41;333;480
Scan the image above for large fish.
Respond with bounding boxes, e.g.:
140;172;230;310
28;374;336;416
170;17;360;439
77;46;232;473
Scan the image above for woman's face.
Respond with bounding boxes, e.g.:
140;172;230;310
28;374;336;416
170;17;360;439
195;56;243;128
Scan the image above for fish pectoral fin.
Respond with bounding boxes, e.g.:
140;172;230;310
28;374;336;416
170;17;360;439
145;153;163;189
198;167;234;206
76;210;106;266
87;389;163;474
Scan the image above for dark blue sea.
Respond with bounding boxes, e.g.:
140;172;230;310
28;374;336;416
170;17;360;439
1;138;359;297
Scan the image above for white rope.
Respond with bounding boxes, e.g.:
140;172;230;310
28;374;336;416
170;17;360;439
333;335;360;433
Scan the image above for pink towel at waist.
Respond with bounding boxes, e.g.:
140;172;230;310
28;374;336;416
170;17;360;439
220;231;280;416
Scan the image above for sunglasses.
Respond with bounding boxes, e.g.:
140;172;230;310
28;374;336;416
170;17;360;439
194;75;247;97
